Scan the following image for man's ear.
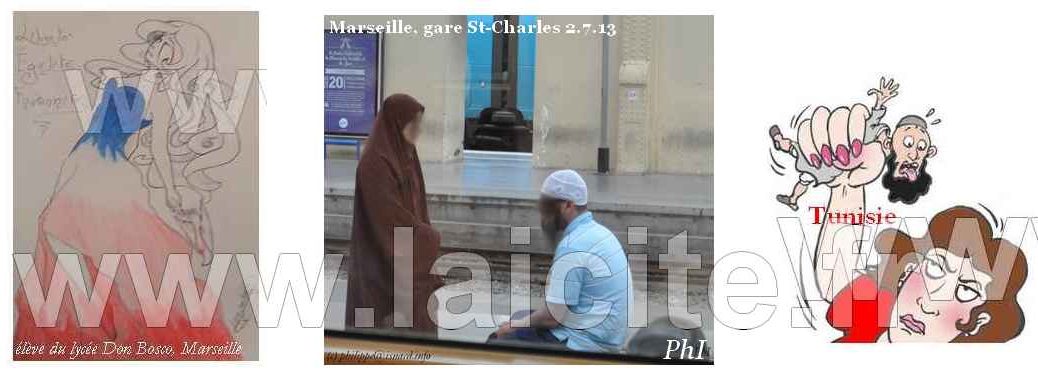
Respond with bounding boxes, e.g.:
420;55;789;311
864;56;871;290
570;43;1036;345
966;312;992;336
880;131;892;153
562;201;578;218
927;145;937;158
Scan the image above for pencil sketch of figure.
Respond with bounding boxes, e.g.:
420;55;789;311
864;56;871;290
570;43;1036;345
14;19;241;360
86;19;242;266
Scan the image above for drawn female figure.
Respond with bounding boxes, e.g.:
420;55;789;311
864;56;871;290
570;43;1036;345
827;207;1027;342
14;19;239;360
87;19;241;266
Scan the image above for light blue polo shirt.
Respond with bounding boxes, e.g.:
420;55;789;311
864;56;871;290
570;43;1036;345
546;211;633;353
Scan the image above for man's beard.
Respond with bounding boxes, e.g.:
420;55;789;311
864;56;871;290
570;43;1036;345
541;213;564;248
881;155;933;204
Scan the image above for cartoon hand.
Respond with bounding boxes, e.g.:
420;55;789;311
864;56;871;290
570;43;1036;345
798;105;886;188
867;77;899;108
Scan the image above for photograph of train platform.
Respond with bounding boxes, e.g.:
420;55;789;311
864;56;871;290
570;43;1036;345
323;15;713;364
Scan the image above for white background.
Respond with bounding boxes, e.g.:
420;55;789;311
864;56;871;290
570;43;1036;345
3;0;1037;377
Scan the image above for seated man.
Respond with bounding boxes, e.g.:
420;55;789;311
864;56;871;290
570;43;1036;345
489;170;633;353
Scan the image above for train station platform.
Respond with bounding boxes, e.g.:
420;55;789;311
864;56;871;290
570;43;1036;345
325;151;714;259
324;150;715;348
323;250;714;350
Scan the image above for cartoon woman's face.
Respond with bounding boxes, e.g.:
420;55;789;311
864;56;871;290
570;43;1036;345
143;30;183;68
887;248;993;342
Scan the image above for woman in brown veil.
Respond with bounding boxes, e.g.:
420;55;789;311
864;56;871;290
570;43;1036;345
344;94;442;334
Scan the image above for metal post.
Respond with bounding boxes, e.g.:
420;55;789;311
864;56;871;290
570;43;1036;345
597;15;611;174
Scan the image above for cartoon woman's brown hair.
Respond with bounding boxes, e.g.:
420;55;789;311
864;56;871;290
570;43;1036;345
876;206;1027;342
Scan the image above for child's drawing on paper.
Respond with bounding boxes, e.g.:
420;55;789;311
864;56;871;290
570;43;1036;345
13;13;257;360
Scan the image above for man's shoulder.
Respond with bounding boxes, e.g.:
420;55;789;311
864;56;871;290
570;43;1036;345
557;221;622;255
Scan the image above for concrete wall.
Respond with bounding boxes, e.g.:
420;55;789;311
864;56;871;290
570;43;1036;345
530;15;605;171
327;190;713;258
654;16;713;175
532;15;713;175
329;15;467;162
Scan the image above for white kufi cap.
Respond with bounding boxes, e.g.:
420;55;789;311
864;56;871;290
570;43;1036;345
540;169;588;206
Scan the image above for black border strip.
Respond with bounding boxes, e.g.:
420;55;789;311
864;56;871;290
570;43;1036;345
325;329;713;365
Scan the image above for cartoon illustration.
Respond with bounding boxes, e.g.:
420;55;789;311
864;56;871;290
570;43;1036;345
14;19;241;360
766;80;1026;342
879;110;938;204
770;78;938;209
826;206;1027;342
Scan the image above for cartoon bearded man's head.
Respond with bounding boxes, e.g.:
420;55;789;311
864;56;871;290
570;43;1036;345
881;115;938;204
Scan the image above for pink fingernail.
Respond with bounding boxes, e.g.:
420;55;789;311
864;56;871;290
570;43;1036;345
835;144;850;166
851;139;863;157
820;145;833;166
810;154;821;168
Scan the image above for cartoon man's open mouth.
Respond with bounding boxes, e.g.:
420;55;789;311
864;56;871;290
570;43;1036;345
899;314;927;335
897;161;921;181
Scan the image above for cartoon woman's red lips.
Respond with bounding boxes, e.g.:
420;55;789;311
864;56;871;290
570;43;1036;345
900;314;926;334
